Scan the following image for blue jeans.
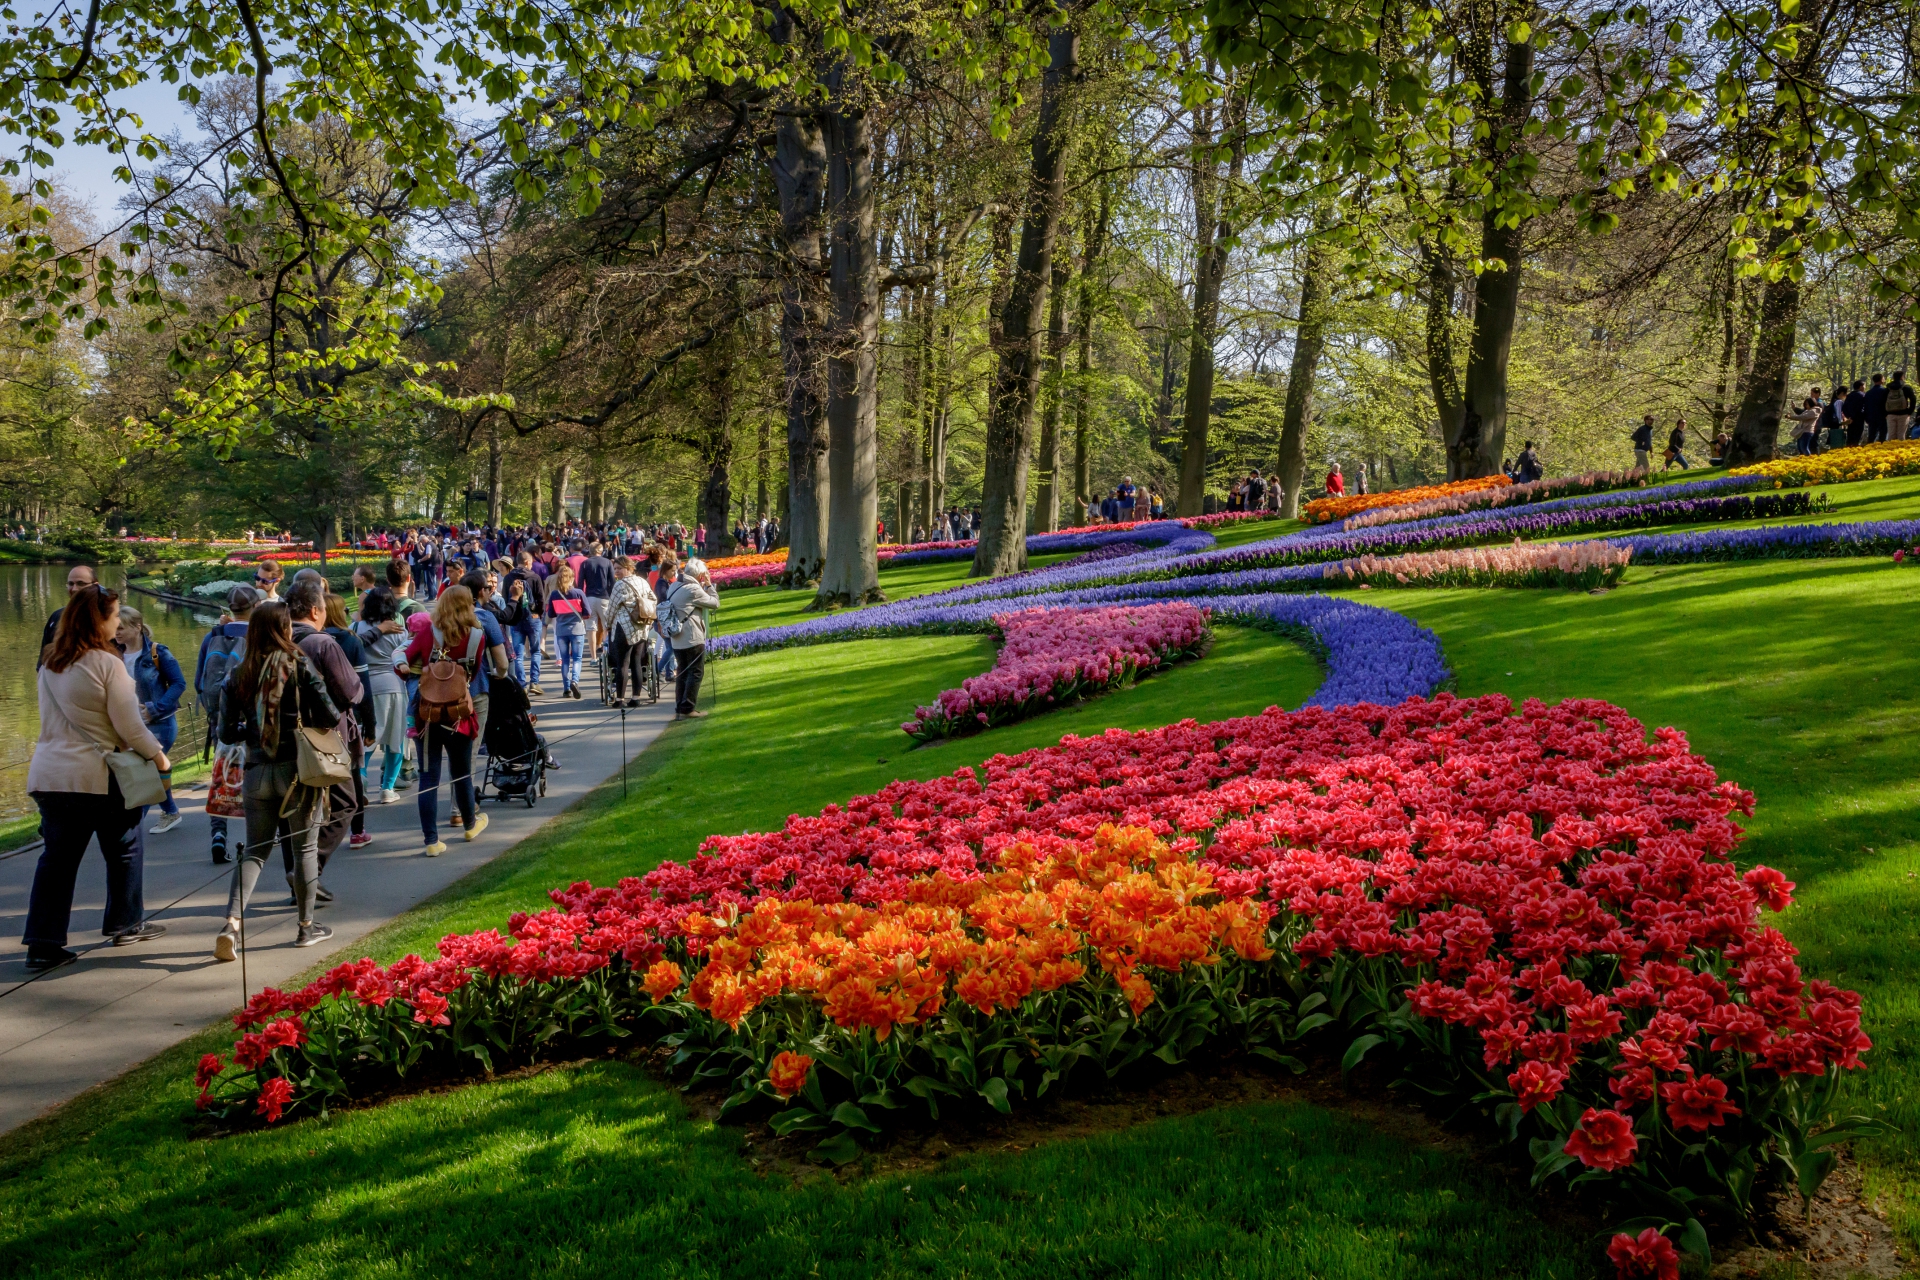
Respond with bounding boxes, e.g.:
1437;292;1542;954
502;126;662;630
151;718;179;816
554;627;584;691
510;617;543;687
24;779;145;950
416;725;475;844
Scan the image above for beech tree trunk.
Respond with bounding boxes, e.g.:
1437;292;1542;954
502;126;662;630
972;26;1080;577
528;471;541;528
485;426;503;526
755;416;771;521
1073;191;1111;516
771;9;830;588
1277;234;1333;518
1175;85;1244;517
550;459;571;524
1728;213;1808;465
1033;255;1073;533
1445;33;1533;479
814;85;884;606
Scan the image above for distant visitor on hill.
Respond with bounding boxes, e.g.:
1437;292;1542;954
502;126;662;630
1631;414;1655;470
1887;370;1915;440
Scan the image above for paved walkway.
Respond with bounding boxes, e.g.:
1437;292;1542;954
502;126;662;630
0;683;674;1135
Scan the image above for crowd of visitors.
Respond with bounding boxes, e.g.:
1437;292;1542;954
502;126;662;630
17;518;724;973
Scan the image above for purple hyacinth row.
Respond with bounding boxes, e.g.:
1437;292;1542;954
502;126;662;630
1192;491;1817;572
882;520;1198;567
1603;519;1920;562
919;475;1776;607
709;584;1451;709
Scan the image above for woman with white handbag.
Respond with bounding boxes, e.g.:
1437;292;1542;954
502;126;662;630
20;584;173;973
210;601;343;960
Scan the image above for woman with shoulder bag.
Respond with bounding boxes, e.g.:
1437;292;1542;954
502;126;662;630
605;556;656;706
115;604;187;835
20;585;172;972
211;601;341;960
397;585;489;856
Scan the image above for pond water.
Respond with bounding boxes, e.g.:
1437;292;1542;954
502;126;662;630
0;565;225;822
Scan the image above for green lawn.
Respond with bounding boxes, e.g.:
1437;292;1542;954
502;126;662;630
11;500;1920;1278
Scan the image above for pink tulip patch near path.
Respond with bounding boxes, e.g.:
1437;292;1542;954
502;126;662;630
903;602;1212;743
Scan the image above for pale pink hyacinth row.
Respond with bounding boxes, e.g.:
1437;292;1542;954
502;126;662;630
1341;469;1654;529
902;602;1211;742
1323;539;1633;589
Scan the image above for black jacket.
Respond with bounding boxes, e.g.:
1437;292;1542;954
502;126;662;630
219;651;341;765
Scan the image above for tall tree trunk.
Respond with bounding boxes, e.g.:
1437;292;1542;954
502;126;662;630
916;287;935;534
485;425;503;526
1175;84;1245;516
1033;254;1073;533
1276;233;1333;518
755;415;771;521
528;469;541;528
1072;190;1111;518
771;10;830;588
698;348;737;558
1447;33;1534;479
930;299;953;530
972;26;1080;577
814;86;884;606
550;459;571;524
1733;277;1758;397
1421;236;1464;443
1728;207;1810;465
1712;254;1737;434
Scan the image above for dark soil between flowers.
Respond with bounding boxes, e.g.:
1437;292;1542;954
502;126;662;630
673;1048;1901;1278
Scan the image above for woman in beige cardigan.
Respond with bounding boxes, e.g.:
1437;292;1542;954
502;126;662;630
20;584;172;973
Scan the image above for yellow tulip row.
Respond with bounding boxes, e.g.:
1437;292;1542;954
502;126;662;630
1727;439;1920;487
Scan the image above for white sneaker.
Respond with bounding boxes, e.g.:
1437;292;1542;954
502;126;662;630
148;813;183;835
423;841;447;857
379;788;398;805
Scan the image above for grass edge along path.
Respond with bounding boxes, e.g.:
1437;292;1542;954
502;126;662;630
0;625;1606;1280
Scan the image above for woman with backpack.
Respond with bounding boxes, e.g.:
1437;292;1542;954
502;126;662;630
115;605;186;834
396;585;490;856
211;601;340;960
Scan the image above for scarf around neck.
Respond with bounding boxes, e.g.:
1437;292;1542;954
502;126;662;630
254;650;299;754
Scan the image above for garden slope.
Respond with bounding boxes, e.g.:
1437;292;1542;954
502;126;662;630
21;626;1592;1280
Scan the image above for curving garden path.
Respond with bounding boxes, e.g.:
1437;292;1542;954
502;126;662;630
0;686;674;1135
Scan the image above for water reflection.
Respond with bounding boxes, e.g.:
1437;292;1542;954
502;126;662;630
0;565;225;820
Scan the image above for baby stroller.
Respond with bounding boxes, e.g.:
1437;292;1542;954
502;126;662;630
481;676;550;807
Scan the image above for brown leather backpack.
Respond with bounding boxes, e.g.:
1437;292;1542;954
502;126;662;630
417;628;483;727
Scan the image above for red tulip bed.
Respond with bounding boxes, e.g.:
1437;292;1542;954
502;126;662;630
194;694;1876;1273
900;602;1211;743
